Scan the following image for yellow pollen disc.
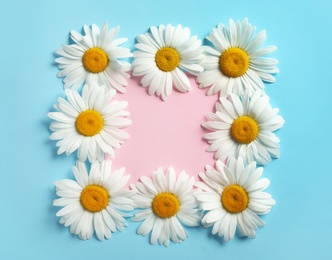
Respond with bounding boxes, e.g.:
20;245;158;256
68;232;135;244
82;47;109;73
152;192;180;218
155;47;180;72
80;185;109;213
231;116;259;144
75;110;104;137
219;47;249;77
221;185;249;213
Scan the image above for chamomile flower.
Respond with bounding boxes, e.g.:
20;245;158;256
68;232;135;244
131;167;201;246
195;157;275;242
197;18;279;97
132;24;204;101
53;160;135;241
56;23;132;92
202;90;284;165
48;83;131;162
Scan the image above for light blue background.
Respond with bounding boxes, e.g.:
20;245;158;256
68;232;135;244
1;0;331;259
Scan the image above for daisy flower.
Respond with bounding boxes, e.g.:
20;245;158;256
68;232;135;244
48;83;131;162
56;23;132;92
202;90;284;165
53;160;135;241
131;167;201;246
132;24;204;101
195;157;275;242
197;18;279;97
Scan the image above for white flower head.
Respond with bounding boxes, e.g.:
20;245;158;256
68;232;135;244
48;83;131;163
197;18;279;97
202;90;284;165
132;24;204;101
131;167;201;246
53;160;135;241
56;23;132;92
195;157;275;242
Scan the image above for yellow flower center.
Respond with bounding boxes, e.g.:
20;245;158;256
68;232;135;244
82;47;109;73
221;185;248;213
155;47;180;72
152;192;180;218
231;116;259;144
75;110;104;137
80;185;109;212
219;47;249;77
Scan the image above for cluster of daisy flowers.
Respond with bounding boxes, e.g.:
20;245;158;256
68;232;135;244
49;23;135;241
195;18;284;242
48;18;284;245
